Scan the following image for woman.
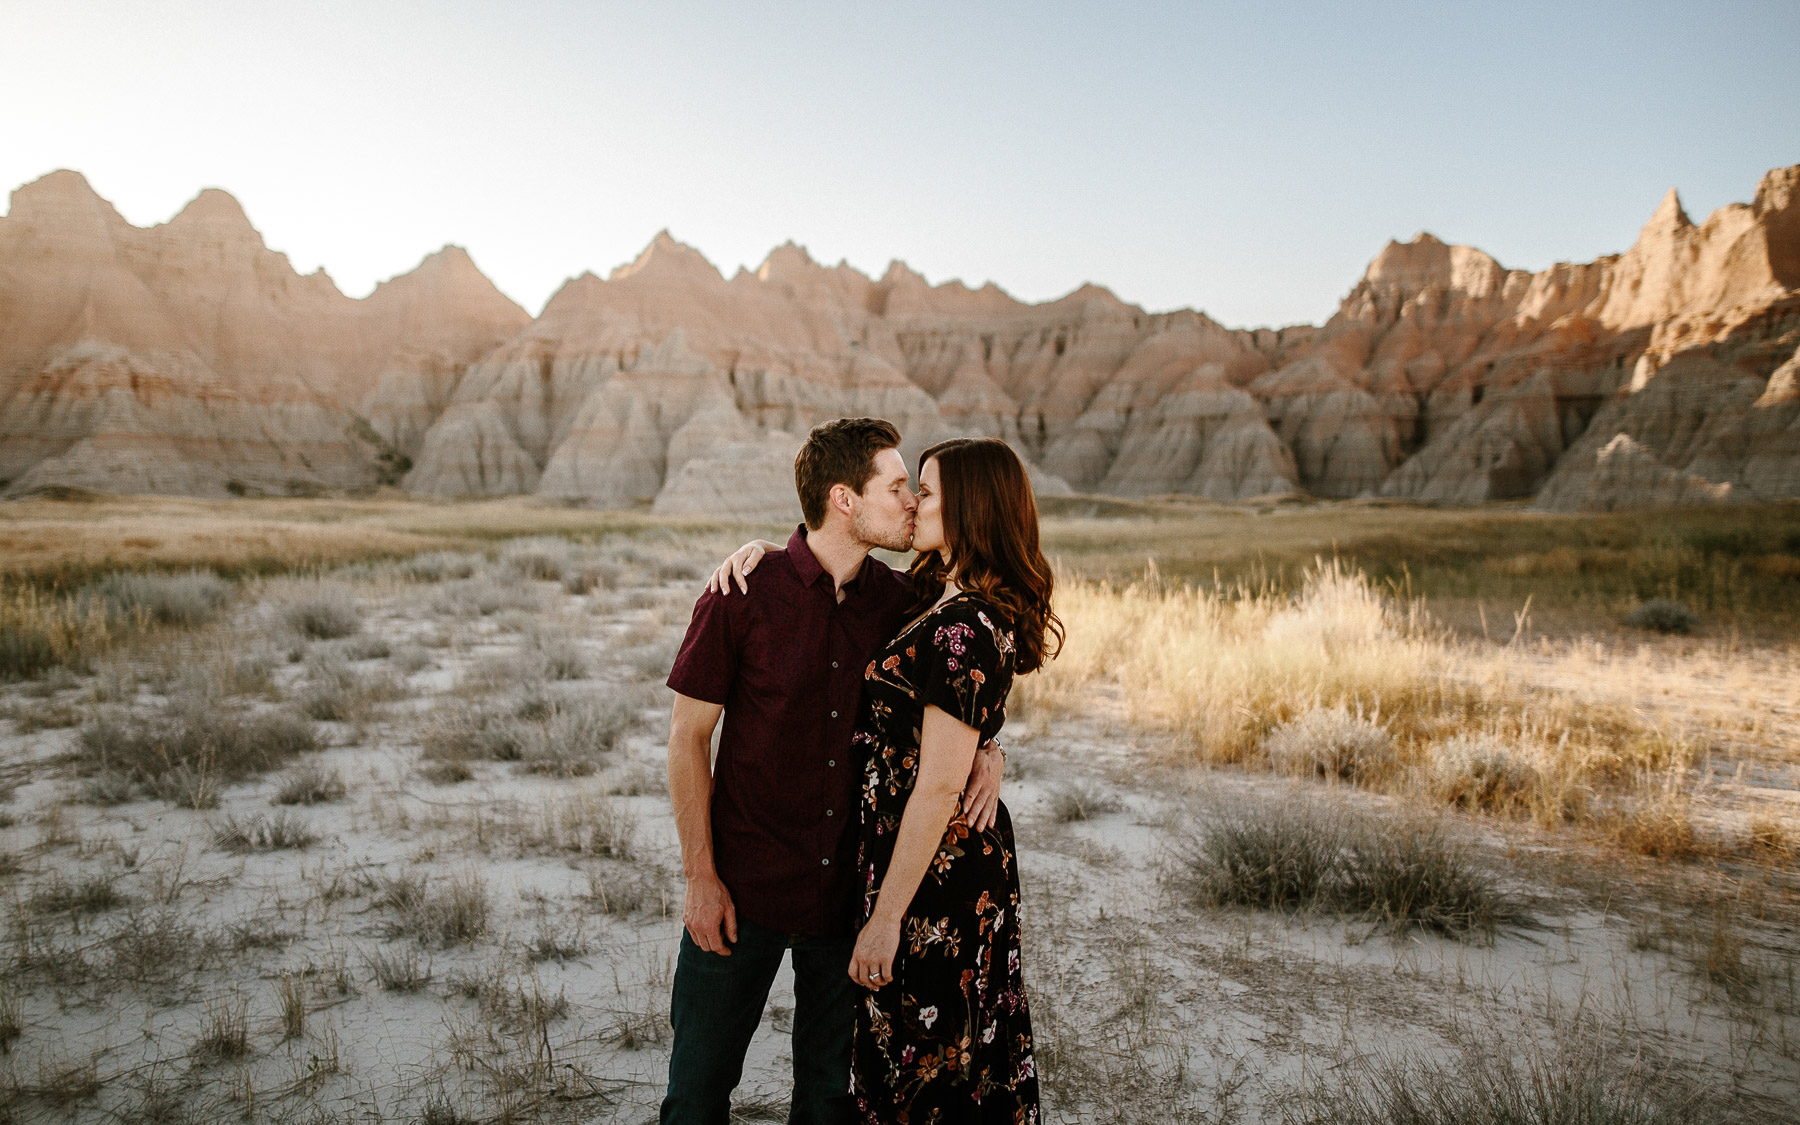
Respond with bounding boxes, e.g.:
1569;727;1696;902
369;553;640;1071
842;437;1059;1124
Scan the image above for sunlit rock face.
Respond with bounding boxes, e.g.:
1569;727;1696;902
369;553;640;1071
3;166;1797;511
0;171;528;498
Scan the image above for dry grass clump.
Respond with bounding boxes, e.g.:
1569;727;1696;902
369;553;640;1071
1291;1029;1741;1125
28;872;125;915
405;550;485;582
373;870;491;946
338;633;392;660
626;634;685;682
498;789;640;858
417;1088;474;1125
421;700;531;762
525;917;591;963
518;699;638;776
0;989;20;1052
421;760;475;785
423;694;640;777
274;972;306;1040
1605;795;1702;860
0;583;111;679
1027;562;1714;852
364;945;433;992
294;651;404;721
500;536;573;581
447;962;574;1050
80;569;230;628
1019;562;1438;765
562;561;622;595
390;643;434;674
1745;815;1794;859
1170;800;1523;939
77;749;137;800
105;909;209;985
30;1054;102;1107
4;695;84;732
75;697;318;807
191;994;250;1062
282;584;361;639
1336;822;1523;938
1170;799;1342;910
1427;733;1545;814
431;574;547;618
583;865;660;916
523;629;590;681
158;646;279;701
1044;780;1123;823
1624;598;1700;635
1264;704;1396;782
274;762;346;805
211;810;318;852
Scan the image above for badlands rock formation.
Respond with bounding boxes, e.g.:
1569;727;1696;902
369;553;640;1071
2;166;1797;513
0;171;527;498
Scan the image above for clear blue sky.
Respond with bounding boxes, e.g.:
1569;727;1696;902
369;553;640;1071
2;0;1795;328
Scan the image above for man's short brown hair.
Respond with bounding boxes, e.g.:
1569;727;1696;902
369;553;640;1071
794;418;902;530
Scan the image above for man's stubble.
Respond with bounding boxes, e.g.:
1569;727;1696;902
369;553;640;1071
851;505;914;555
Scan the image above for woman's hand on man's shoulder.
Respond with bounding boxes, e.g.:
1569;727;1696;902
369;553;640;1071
706;539;781;596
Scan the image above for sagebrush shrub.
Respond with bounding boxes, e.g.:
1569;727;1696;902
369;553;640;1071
1264;705;1396;782
1624;598;1698;635
77;696;318;801
1429;734;1541;812
1171;801;1526;939
405;551;484;582
1171;800;1344;909
82;570;230;628
283;586;361;639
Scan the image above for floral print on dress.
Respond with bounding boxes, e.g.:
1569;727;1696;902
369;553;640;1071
850;593;1040;1125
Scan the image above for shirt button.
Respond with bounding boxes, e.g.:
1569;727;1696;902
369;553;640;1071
821;858;830;866
830;710;838;718
826;809;835;817
828;760;836;767
832;661;839;668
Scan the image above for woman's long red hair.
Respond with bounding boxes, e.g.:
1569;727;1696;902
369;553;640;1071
907;438;1062;674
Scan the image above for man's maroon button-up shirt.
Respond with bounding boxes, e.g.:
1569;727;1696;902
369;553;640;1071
666;525;911;939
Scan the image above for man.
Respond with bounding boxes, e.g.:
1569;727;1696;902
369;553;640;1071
661;417;1004;1125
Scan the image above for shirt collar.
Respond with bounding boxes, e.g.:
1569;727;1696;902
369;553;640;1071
788;524;827;588
789;524;872;595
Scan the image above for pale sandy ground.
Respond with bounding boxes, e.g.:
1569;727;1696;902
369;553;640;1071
2;541;1797;1123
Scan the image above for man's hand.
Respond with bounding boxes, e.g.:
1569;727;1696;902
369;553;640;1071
705;540;780;596
682;871;739;955
961;741;1005;834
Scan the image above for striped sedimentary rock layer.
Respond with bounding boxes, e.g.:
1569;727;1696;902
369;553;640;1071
3;166;1796;514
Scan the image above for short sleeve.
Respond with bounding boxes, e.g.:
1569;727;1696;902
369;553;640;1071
666;590;737;704
918;603;1012;734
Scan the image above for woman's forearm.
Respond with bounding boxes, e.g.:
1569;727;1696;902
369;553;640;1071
869;706;979;929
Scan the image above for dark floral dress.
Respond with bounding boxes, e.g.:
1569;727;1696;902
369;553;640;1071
850;592;1040;1125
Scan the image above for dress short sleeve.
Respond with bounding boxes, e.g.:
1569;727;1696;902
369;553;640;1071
918;599;1014;736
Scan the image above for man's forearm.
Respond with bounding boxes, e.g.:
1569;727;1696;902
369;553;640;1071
668;733;719;880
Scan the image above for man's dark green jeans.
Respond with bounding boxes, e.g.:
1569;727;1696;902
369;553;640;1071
659;918;857;1125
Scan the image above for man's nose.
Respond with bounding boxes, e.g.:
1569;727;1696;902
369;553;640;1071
902;488;918;512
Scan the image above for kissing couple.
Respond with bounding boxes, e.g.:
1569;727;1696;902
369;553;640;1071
660;418;1060;1124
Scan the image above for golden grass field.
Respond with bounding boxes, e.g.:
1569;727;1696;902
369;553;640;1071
1;493;1797;1122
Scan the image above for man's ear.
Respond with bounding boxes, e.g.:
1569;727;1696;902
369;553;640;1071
828;482;856;521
